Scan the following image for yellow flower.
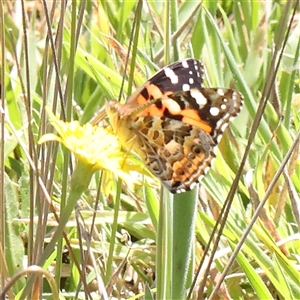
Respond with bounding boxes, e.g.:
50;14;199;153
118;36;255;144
39;113;155;194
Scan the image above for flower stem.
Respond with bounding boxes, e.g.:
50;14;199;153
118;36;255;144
39;161;94;266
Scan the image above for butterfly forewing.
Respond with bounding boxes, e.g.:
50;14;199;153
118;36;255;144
125;59;205;112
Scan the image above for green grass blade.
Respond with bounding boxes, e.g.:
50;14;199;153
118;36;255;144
172;187;198;298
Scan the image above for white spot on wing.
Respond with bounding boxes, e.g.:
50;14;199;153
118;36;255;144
182;60;189;68
217;89;225;96
190;89;207;105
210;107;220;116
161;98;181;114
182;83;190;91
232;91;238;100
164;67;179;84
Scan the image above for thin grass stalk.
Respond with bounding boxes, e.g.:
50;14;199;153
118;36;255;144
0;0;6;291
54;6;68;293
20;0;44;295
163;0;171;64
170;0;179;61
42;0;66;120
20;0;36;274
105;178;122;284
156;188;172;299
127;0;143;97
54;0;80;290
283;8;300;128
38;4;64;290
33;1;63;294
145;186;159;231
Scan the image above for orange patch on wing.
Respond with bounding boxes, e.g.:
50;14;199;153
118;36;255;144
182;115;212;133
135;94;148;105
136;84;166;106
181;109;212;133
160;100;212;133
139;100;212;133
146;84;169;99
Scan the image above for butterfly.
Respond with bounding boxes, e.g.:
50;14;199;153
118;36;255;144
92;59;243;193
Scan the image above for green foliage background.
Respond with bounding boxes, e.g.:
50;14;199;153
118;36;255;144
0;1;299;299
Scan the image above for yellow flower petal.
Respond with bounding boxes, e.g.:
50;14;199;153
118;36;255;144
39;112;156;194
